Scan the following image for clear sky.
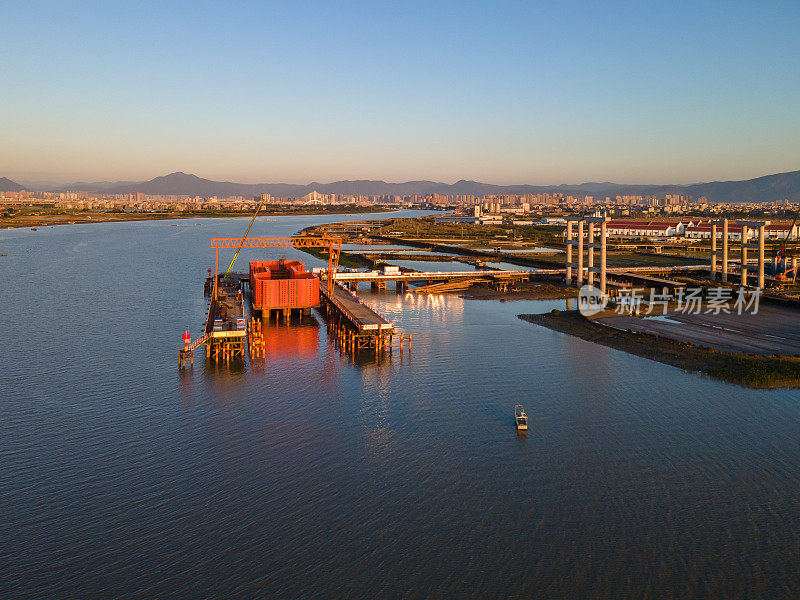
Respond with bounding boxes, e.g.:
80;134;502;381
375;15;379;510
3;0;799;186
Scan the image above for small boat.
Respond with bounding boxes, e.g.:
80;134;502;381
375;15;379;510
31;227;37;231
515;405;528;431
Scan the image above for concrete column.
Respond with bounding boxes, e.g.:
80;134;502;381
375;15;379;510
710;223;718;280
587;222;595;287
741;225;748;286
758;225;766;289
600;221;607;295
577;220;584;287
722;219;729;282
566;221;573;284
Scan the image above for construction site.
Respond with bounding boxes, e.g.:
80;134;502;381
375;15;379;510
177;209;800;382
179;231;406;367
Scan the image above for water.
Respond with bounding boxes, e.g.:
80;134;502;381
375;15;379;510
484;261;532;271
2;213;799;599
384;259;474;273
341;244;423;251
473;246;563;254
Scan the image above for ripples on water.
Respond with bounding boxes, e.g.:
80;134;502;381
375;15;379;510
2;214;799;599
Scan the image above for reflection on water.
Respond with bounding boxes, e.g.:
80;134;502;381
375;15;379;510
2;213;800;599
258;315;320;361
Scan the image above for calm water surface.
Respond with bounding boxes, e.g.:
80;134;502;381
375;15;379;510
2;213;799;599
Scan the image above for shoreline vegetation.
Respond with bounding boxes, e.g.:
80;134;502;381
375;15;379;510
519;310;800;389
1;205;393;229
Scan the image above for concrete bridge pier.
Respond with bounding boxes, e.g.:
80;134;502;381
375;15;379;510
737;220;769;288
710;219;730;282
566;215;609;293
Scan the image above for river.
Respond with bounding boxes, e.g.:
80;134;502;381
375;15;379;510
2;212;798;599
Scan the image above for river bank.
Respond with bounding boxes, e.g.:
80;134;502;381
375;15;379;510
1;206;391;229
519;310;800;389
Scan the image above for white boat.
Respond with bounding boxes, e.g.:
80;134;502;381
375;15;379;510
515;405;528;431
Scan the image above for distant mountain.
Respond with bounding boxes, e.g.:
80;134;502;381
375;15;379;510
0;177;25;192
104;172;282;197
44;169;800;203
61;180;138;192
684;170;800;204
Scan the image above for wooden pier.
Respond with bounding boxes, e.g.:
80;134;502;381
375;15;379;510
320;282;396;353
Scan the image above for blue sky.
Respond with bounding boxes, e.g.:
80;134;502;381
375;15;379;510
3;0;799;185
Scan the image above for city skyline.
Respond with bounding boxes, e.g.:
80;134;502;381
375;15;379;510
4;1;800;185
6;166;800;192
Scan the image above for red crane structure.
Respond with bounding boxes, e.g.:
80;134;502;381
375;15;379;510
210;236;342;298
774;212;799;283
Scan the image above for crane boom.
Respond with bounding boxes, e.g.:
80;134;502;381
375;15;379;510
224;195;267;276
778;210;799;258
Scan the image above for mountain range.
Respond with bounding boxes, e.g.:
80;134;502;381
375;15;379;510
5;169;800;203
0;177;26;192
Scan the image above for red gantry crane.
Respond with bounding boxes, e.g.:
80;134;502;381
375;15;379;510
210;236;343;298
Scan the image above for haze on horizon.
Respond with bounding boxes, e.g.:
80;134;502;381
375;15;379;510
3;1;800;187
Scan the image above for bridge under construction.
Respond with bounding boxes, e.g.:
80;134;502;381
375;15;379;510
179;233;714;368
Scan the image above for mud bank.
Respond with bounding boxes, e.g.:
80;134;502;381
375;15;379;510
519;310;800;389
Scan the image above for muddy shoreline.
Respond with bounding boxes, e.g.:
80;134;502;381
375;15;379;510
1;206;390;229
519;310;800;389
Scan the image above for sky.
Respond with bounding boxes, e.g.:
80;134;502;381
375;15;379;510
3;0;800;186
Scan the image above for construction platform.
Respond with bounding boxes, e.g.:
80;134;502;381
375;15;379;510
180;275;247;367
320;282;396;353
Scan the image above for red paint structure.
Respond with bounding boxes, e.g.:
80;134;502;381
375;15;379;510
249;259;319;310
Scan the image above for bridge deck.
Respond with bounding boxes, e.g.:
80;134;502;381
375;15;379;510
333;269;531;282
331;265;706;283
613;272;686;289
